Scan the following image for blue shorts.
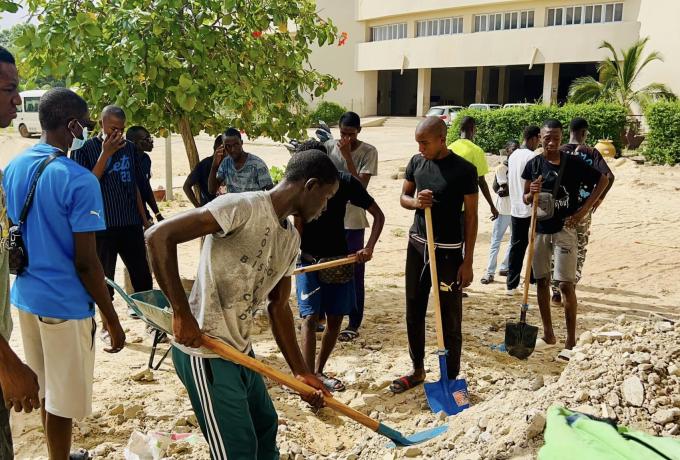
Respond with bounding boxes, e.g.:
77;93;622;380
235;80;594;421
295;267;356;318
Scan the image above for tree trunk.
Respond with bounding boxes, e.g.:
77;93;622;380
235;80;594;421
178;116;200;170
177;116;201;203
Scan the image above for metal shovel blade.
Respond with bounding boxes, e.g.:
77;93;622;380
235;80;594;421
424;355;471;416
381;423;448;448
505;319;539;360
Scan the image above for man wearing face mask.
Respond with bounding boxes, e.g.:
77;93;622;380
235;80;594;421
72;106;153;320
3;87;125;460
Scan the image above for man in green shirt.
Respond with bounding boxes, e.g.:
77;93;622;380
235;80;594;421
449;116;499;220
0;45;41;460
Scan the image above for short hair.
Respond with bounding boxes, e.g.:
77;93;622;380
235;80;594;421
224;127;242;139
505;140;520;151
284;149;338;185
294;139;327;154
102;105;126;120
460;116;476;132
0;46;15;65
213;134;223;151
339;111;361;129
39;88;88;131
126;125;149;142
523;125;541;141
542;119;563;130
569;117;589;133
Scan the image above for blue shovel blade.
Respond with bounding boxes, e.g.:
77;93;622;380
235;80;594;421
381;423;448;448
424;355;471;416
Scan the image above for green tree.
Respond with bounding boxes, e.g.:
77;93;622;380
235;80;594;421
11;0;339;168
568;37;676;112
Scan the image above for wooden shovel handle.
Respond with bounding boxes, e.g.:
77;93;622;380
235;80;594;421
522;193;540;305
200;335;380;432
424;207;446;350
292;255;358;275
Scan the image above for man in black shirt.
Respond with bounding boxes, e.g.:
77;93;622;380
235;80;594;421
183;135;221;207
522;119;609;354
71;106;153;316
126;125;164;223
391;117;478;394
294;142;385;392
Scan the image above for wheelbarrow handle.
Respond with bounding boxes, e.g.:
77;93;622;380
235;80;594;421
200;335;380;432
292;255;358;275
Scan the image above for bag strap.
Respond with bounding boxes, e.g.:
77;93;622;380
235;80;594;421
18;152;63;225
551;152;568;198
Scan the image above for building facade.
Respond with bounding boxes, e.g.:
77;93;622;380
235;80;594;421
309;0;680;117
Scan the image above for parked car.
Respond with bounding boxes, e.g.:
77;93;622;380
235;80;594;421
468;103;502;111
503;103;535;109
426;105;464;125
13;90;47;138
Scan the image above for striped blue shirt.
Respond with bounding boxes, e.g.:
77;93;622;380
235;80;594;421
71;137;143;228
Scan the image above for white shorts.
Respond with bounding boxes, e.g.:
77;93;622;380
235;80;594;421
18;310;96;420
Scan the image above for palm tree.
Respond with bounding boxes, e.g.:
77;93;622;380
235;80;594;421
568;37;676;112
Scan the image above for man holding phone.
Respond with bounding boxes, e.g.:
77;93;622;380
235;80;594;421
72;106;152;319
207;128;273;196
391;117;478;394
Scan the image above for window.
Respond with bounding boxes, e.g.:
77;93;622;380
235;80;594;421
416;17;463;37
24;97;40;113
547;3;623;27
371;23;407;41
473;9;534;32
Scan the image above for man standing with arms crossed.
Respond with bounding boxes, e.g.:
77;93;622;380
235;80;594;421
391;117;478;393
147;150;337;459
324;112;378;342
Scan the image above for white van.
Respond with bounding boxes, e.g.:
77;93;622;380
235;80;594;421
14;90;47;137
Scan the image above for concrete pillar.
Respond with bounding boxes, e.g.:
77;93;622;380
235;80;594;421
416;68;432;117
543;63;560;106
363;71;378;117
475;66;485;103
498;66;508;105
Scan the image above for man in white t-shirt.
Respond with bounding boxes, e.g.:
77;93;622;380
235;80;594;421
481;141;519;284
147;150;339;459
324;111;378;342
505;126;541;295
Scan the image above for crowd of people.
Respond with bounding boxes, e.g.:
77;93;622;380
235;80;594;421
0;43;615;460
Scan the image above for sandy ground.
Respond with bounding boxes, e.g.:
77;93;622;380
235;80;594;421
2;124;679;459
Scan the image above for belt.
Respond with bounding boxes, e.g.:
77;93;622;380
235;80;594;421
409;234;463;250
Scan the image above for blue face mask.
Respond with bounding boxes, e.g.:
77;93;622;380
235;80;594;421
69;122;88;151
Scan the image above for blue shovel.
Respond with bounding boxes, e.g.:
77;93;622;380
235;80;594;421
423;207;471;416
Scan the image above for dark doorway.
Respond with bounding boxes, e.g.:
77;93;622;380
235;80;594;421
558;62;599;104
464;70;477;105
430;68;474;107
377;69;418;116
507;64;545;104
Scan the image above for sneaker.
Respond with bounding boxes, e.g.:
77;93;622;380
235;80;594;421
499;269;508;277
480;275;494;285
551;292;562;307
505;288;518;296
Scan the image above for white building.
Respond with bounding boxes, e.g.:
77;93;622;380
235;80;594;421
309;0;680;117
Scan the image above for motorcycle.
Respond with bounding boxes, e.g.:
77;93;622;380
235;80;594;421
284;120;333;155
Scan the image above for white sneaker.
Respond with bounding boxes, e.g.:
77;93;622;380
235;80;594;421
505;288;518;296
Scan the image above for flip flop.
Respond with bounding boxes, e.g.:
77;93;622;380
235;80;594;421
318;373;345;392
389;375;425;394
557;349;573;361
490;342;508;353
535;338;558;351
338;329;359;342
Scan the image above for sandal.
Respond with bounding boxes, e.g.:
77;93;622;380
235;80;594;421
389;374;425;394
317;373;345;392
69;448;91;460
338;329;359;342
480;275;494;285
557;349;573;361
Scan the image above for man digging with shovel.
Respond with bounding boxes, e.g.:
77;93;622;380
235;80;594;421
391;117;479;394
146;150;337;460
